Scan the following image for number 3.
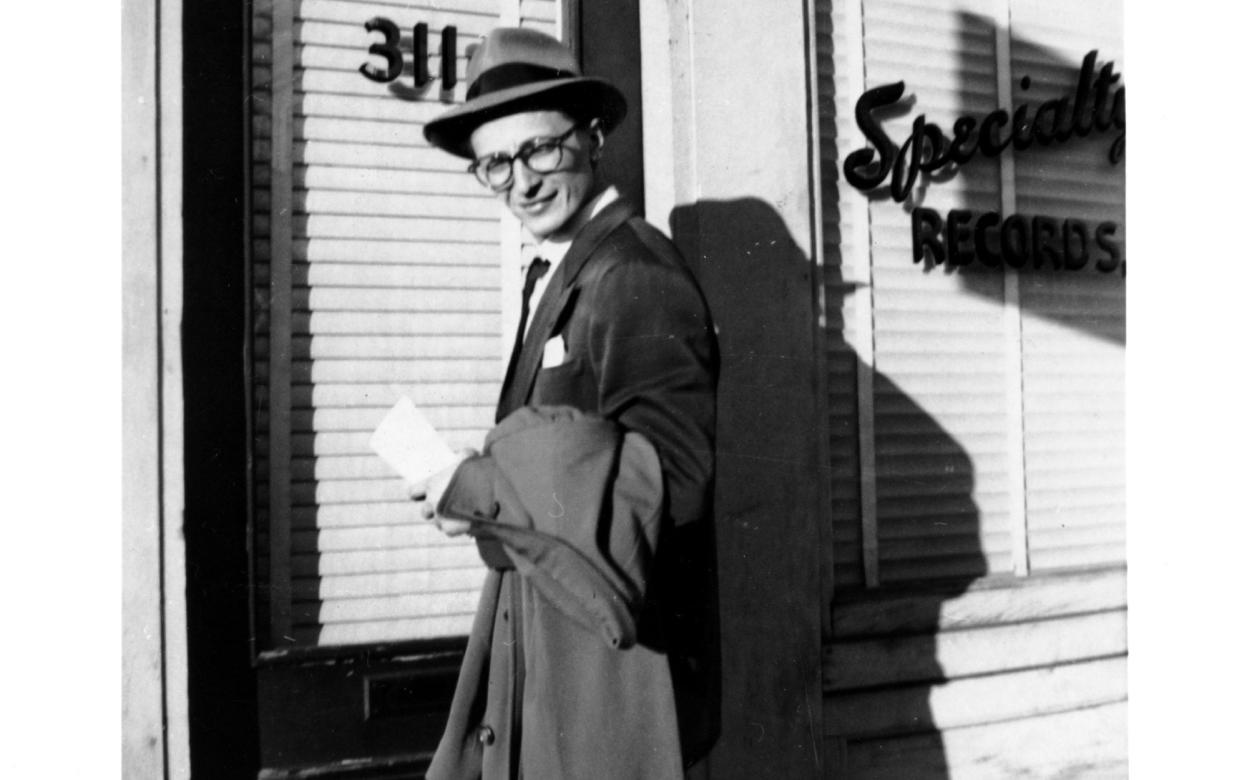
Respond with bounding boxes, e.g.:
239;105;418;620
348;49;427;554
359;17;403;83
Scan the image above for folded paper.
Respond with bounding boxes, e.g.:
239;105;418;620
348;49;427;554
369;396;459;486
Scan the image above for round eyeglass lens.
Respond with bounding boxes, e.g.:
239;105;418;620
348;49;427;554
524;143;563;174
483;159;512;189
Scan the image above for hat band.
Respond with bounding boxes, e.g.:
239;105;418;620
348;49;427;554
466;62;579;101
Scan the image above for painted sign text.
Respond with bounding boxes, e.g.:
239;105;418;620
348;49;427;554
844;51;1125;204
912;207;1123;274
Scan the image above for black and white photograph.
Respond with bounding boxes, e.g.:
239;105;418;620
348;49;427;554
109;0;1218;777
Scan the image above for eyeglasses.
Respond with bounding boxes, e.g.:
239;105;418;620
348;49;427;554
468;125;580;191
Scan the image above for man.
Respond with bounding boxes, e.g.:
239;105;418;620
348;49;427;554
413;27;719;779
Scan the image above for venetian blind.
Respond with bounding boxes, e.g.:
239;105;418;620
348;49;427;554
857;0;1015;583
1009;0;1125;572
821;0;1125;589
251;0;532;648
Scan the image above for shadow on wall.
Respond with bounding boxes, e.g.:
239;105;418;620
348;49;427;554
671;197;985;779
954;17;1125;347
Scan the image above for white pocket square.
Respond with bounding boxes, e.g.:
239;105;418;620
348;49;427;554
542;336;567;368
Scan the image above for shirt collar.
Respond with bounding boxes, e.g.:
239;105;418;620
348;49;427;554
531;185;620;267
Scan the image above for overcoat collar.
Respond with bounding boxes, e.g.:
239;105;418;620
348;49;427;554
496;196;637;420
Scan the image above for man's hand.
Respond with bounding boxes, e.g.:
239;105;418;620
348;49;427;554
408;449;477;537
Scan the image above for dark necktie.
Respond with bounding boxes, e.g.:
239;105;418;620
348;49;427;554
501;257;551;394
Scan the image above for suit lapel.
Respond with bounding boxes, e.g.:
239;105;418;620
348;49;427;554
496;198;636;421
554;196;636;290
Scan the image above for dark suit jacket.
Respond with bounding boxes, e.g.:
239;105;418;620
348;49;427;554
431;198;720;779
499;196;718;531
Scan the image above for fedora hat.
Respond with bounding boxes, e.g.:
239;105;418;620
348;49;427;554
424;27;627;159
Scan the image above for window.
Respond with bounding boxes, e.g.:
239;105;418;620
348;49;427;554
249;0;564;651
817;0;1124;590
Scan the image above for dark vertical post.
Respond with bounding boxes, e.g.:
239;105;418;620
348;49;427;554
181;0;259;775
578;0;645;216
267;0;295;648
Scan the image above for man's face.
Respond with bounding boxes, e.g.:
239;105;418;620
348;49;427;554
469;109;599;241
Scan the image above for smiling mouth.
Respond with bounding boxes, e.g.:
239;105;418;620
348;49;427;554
519;194;555;215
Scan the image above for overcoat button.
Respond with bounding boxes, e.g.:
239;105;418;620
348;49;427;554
477;725;496;746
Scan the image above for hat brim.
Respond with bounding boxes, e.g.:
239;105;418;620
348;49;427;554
424;77;628;159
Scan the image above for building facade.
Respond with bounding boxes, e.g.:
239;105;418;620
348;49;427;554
124;0;1125;776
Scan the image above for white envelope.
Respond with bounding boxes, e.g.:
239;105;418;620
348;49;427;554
369;396;459;486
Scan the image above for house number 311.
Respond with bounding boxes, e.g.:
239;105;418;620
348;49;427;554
359;18;459;89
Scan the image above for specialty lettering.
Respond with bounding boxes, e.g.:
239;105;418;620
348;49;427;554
842;82;907;191
846;51;1125;203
